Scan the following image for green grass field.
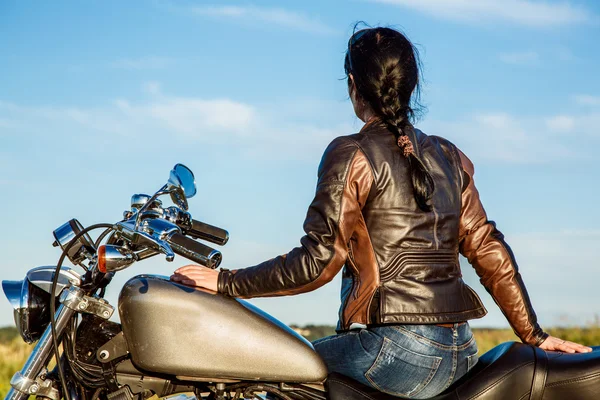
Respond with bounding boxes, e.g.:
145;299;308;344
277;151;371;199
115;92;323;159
0;328;31;397
2;325;599;397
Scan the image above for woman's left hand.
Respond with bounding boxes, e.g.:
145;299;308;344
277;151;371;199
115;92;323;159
538;335;592;353
171;264;219;292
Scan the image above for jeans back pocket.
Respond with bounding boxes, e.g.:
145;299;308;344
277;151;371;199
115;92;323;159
365;337;442;398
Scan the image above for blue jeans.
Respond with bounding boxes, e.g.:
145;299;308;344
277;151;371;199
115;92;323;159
313;323;478;399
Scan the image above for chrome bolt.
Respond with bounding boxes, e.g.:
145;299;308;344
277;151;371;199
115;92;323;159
29;384;39;394
99;350;110;360
102;310;110;318
78;302;87;310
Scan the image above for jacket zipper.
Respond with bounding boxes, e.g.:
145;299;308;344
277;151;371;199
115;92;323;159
348;243;361;299
432;205;440;250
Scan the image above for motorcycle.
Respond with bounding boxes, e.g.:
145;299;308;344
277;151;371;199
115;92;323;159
3;164;600;400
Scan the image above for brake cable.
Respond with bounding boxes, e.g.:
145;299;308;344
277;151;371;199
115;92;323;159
49;223;114;400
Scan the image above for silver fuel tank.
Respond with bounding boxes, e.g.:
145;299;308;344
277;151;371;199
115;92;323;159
118;275;328;383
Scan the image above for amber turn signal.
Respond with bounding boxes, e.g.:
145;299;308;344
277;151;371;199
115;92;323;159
96;244;137;273
97;245;107;273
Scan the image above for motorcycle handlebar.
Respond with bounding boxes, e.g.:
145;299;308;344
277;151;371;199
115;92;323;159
186;219;229;246
167;232;222;269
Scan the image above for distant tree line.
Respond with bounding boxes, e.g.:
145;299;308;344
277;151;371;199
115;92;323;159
0;327;17;343
289;325;337;341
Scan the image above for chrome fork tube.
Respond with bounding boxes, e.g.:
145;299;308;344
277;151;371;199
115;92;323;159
5;304;76;400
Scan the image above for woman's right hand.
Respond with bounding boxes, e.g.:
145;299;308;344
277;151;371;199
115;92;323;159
539;335;593;353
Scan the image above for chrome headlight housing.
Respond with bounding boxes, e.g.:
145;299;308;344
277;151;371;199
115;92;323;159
2;267;81;344
2;278;50;344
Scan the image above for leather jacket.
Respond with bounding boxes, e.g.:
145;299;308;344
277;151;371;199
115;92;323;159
218;121;548;346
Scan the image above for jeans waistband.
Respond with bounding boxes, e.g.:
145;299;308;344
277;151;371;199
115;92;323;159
435;322;467;328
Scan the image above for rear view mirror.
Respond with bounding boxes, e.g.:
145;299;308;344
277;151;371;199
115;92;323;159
167;164;197;210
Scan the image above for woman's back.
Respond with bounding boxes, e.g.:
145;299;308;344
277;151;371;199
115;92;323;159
324;121;486;331
357;124;463;252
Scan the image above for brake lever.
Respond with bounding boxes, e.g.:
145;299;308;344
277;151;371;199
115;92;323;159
157;240;175;262
115;218;179;262
126;229;176;262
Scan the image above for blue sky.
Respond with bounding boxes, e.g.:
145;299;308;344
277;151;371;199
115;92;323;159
1;0;599;330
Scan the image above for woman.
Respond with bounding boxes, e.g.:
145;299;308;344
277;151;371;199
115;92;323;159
171;27;591;399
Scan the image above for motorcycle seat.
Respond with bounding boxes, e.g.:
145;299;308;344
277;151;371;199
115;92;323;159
326;342;600;399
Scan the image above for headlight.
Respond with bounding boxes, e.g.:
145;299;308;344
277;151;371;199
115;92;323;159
2;278;51;344
2;267;81;344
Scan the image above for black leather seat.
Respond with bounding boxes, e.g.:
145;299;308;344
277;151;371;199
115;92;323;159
326;342;600;399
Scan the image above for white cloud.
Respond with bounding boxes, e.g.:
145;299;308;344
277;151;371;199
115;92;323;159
142;81;162;95
422;112;564;164
146;98;256;136
498;51;540;66
370;0;592;27
556;47;579;62
574;94;600;107
190;5;336;35
0;86;351;161
109;56;175;70
3;88;600;167
545;115;575;132
422;104;600;164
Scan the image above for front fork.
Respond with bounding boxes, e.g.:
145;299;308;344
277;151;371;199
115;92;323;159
5;303;77;400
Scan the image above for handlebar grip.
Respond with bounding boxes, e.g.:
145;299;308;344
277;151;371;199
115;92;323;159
186;219;229;246
168;233;222;269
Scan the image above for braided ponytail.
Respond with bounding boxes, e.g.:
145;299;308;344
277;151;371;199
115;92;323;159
346;27;434;211
381;80;434;212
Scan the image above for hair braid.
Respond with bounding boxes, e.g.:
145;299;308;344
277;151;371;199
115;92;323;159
378;67;434;211
347;27;434;211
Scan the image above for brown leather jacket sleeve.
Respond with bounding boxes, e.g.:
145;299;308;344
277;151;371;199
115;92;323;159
218;137;374;298
457;149;548;346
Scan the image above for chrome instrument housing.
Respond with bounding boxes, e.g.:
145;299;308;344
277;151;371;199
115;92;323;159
130;194;152;210
52;219;96;266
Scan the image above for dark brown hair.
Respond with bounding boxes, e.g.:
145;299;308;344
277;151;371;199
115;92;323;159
345;27;435;212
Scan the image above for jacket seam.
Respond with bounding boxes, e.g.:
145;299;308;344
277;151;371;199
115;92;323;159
341;146;377;328
495;237;543;343
460;207;484;237
363;223;380;324
446;142;465;194
346;137;379;189
317;180;346;186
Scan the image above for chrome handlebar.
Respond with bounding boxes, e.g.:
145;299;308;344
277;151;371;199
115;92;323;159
115;218;179;262
112;199;223;269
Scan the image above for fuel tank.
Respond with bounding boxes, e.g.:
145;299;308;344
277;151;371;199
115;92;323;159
118;275;328;382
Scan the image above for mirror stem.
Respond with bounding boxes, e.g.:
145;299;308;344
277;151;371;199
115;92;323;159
134;184;170;230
